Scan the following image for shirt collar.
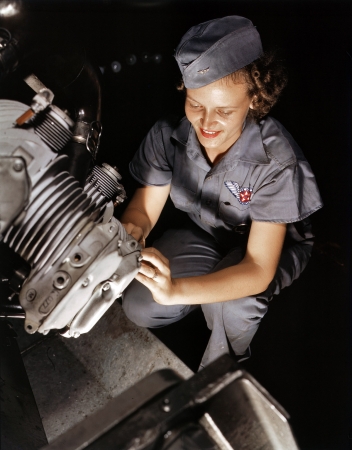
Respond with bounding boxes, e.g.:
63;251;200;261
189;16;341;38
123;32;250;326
171;116;270;172
170;116;191;145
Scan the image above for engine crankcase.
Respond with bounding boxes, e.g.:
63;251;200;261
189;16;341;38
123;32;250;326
19;218;141;335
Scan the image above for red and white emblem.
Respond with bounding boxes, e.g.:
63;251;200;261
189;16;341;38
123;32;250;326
224;181;253;205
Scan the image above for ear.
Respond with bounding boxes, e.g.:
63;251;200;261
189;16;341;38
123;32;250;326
249;95;257;110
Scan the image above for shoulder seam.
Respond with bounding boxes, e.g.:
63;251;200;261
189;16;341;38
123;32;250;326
265;148;296;170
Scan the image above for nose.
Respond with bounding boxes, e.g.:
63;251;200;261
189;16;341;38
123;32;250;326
200;110;217;129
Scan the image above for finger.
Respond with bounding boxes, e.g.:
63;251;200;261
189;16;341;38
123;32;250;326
135;274;167;306
139;261;160;279
121;222;135;235
138;236;146;248
130;228;144;243
135;272;158;290
121;223;144;243
141;248;169;267
140;254;168;276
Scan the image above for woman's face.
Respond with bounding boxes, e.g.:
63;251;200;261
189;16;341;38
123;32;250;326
185;78;253;163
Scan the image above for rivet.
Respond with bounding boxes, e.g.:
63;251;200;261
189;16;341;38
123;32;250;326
82;278;90;287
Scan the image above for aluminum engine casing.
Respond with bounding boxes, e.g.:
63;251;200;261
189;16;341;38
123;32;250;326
0;99;141;337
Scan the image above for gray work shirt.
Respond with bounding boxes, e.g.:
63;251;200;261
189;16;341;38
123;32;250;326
129;115;323;249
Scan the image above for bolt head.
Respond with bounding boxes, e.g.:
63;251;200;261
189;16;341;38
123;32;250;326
102;282;110;291
26;289;37;302
13;160;24;172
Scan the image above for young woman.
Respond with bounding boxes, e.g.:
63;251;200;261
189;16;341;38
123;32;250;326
121;15;322;369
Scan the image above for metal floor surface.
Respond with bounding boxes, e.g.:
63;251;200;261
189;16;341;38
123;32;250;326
10;301;193;444
4;248;350;450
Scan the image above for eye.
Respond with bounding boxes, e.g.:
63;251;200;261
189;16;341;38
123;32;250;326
186;98;202;109
218;110;232;116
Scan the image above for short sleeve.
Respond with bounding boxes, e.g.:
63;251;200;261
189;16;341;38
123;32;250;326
129;121;174;186
250;160;323;223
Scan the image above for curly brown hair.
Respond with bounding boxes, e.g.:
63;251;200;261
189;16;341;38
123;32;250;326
177;51;288;122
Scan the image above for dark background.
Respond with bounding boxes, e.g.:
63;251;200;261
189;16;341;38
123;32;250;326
2;1;351;449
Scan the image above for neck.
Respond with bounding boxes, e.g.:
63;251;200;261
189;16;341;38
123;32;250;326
203;129;242;165
203;147;228;165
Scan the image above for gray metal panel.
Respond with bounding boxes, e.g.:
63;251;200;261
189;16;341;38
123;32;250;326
40;369;182;450
19;301;192;442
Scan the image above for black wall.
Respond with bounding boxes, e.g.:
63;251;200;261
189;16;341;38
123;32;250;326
1;1;351;449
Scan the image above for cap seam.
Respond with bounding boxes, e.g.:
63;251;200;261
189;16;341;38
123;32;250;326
183;25;256;73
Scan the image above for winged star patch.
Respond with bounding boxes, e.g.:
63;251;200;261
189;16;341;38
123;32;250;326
224;181;253;205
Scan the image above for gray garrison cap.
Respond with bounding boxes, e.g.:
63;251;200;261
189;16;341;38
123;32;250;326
175;16;263;88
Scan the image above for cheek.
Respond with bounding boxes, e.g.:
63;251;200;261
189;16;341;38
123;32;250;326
235;107;251;125
185;108;197;124
225;116;246;135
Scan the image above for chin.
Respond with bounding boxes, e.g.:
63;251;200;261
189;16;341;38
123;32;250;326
196;132;221;147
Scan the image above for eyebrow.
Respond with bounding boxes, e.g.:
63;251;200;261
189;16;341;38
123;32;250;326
186;94;238;109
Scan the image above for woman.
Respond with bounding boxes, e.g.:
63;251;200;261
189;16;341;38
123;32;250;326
121;15;322;369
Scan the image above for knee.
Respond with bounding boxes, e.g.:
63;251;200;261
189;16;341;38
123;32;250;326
122;280;194;328
123;297;162;328
122;282;155;328
228;296;269;322
122;301;154;328
202;296;269;332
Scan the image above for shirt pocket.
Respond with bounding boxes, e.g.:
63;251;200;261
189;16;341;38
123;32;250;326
170;183;197;213
218;201;250;231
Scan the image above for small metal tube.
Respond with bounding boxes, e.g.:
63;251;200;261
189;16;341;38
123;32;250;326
60;60;103;185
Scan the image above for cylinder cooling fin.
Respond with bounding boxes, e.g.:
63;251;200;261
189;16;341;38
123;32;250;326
85;163;126;205
0;99;140;336
3;155;100;273
32;108;73;152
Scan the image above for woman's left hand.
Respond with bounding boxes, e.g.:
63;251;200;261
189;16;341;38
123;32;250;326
135;248;178;305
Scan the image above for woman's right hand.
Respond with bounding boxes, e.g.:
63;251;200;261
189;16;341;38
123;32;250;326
122;222;146;248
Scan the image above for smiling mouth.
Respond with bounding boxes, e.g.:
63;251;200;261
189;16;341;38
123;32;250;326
200;128;221;139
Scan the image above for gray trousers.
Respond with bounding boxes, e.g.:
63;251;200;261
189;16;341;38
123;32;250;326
122;224;312;369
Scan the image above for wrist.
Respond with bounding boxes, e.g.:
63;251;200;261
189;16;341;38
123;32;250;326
169;278;189;305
